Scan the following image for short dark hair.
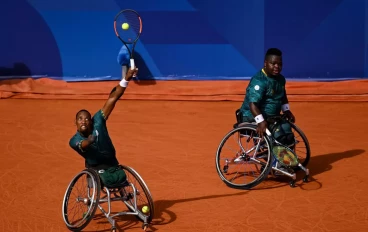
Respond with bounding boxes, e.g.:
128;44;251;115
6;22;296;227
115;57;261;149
265;48;282;60
75;109;91;119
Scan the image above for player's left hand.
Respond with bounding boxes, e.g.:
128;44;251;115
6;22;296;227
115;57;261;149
125;67;139;81
284;110;295;123
87;134;97;144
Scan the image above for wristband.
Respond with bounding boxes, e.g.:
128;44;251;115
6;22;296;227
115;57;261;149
78;140;85;152
281;103;290;112
119;79;129;88
254;114;264;124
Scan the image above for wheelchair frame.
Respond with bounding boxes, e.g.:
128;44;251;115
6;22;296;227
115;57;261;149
215;110;311;189
62;165;154;232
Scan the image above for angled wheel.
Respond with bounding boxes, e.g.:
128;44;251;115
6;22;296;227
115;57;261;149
62;169;101;231
216;124;273;189
119;165;154;226
289;123;311;170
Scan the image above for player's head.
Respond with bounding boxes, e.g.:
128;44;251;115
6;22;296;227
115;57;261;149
75;109;93;135
264;48;282;77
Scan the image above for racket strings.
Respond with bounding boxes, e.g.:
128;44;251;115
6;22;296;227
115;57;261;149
272;146;298;167
116;12;141;43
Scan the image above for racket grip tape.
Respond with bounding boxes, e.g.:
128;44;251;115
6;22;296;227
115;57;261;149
130;59;135;70
122;65;127;79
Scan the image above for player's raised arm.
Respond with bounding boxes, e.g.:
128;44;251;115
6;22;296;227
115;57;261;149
101;67;138;119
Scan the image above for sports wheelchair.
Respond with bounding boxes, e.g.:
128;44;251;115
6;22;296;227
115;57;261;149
215;109;311;189
62;165;154;232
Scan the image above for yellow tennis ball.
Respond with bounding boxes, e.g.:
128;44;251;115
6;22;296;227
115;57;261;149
122;23;129;30
142;206;150;214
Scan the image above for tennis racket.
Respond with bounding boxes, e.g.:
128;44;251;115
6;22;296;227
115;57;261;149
265;129;299;168
113;9;142;72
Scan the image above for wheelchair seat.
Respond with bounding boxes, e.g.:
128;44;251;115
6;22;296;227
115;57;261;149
233;122;255;129
233;108;257;128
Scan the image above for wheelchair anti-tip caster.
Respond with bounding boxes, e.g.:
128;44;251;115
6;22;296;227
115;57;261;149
289;180;296;188
303;175;309;183
223;164;229;174
111;226;117;232
142;223;149;231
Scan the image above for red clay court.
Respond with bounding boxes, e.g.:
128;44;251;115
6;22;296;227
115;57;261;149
1;78;368;232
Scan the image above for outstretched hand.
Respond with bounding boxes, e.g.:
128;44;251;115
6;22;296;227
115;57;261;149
87;134;97;144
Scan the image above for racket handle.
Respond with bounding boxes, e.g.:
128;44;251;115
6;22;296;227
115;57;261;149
122;65;127;80
130;59;135;70
265;129;272;136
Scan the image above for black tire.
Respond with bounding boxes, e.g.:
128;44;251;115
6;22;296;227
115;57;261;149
120;165;154;224
215;125;273;190
289;123;311;170
62;169;101;231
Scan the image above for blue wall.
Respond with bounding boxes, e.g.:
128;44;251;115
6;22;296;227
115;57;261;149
1;0;367;81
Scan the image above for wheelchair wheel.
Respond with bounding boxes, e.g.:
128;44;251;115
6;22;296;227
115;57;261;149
289;123;311;170
119;165;154;226
215;124;273;189
62;169;101;231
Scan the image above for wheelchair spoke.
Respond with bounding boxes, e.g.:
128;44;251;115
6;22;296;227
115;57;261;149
216;118;311;190
216;125;273;189
62;166;155;232
62;170;100;231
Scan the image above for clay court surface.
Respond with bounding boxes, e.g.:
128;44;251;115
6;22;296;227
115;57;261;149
1;79;368;232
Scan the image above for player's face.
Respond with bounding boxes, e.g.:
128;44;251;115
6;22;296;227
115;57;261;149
264;55;282;76
76;111;92;134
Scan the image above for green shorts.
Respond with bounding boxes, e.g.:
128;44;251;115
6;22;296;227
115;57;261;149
269;119;294;145
242;116;294;144
98;166;127;187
